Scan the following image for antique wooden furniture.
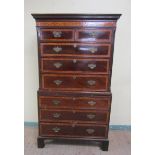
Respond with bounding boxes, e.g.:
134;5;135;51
32;14;121;151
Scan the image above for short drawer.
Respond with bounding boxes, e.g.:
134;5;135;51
40;122;108;138
39;96;111;110
41;74;109;91
75;29;112;42
41;58;109;74
39;29;74;41
40;109;109;124
40;43;111;57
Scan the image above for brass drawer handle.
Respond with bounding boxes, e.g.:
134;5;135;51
53;113;61;118
52;31;62;38
73;44;77;48
73;76;76;80
86;128;95;134
52;100;60;105
88;63;96;69
53;46;62;53
53;80;62;86
87;80;96;86
89;47;97;54
88;101;96;106
89;32;97;38
87;114;96;119
53;62;63;69
73;59;77;63
52;127;61;133
72;97;76;101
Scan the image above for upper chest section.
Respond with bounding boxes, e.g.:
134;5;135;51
32;14;121;43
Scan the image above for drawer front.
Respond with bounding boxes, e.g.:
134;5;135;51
40;123;108;138
75;29;112;42
40;109;109;124
40;43;111;57
41;74;109;91
41;58;109;74
39;29;74;41
39;96;111;110
74;97;111;110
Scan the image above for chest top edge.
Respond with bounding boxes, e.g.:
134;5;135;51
31;14;121;21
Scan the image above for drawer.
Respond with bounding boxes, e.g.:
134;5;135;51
40;122;108;138
39;96;111;110
41;58;109;74
39;29;74;41
40;43;111;57
41;74;109;91
75;29;112;42
40;109;109;124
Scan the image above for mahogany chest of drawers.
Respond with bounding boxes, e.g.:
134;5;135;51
32;14;121;151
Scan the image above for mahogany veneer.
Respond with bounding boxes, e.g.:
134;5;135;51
32;13;121;151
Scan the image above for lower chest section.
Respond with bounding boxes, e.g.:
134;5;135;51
38;92;111;139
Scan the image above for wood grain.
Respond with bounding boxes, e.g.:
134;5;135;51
40;42;111;58
36;21;116;27
39;95;111;110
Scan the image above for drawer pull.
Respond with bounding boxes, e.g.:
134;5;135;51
53;62;63;69
53;31;62;38
88;64;96;69
52;127;61;133
73;59;77;63
87;114;96;119
52;100;60;105
74;44;77;48
72;97;76;101
88;101;96;106
53;113;61;118
54;80;62;86
86;128;95;134
73;76;76;80
87;80;96;86
53;46;62;53
89;32;97;38
89;47;97;54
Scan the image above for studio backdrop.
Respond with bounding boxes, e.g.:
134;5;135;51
24;0;131;125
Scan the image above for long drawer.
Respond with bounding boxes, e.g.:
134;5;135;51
41;58;109;74
40;109;109;124
41;74;109;91
39;95;111;110
40;122;108;138
40;43;111;57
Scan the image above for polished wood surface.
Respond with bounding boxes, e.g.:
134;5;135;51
39;96;111;110
32;13;121;150
41;74;109;91
39;29;74;41
40;43;111;57
32;13;121;20
41;58;109;74
75;29;112;42
40;109;109;124
40;122;108;138
36;21;116;27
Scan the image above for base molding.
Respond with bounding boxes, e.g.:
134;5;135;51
37;136;109;151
